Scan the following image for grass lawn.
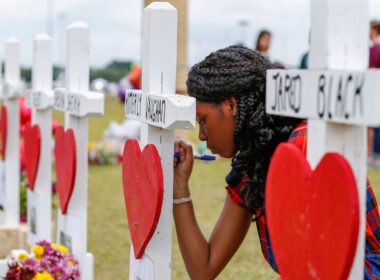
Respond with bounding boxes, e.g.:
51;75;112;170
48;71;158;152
55;96;380;279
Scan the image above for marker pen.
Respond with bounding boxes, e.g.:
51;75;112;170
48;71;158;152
174;152;216;161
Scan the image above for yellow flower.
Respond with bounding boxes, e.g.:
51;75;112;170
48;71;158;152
33;272;54;280
88;141;96;150
51;243;69;254
32;245;44;257
68;259;76;266
17;253;28;261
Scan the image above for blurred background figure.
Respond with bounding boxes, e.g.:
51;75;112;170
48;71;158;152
370;20;380;67
255;29;271;58
299;52;308;69
368;20;380;168
299;31;311;69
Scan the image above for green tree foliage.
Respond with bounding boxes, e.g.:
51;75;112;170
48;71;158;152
90;60;133;83
2;60;134;84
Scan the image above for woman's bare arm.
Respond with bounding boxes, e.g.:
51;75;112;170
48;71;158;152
173;138;252;279
174;194;252;279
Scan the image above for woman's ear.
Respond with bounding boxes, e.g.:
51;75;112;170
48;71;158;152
227;96;237;113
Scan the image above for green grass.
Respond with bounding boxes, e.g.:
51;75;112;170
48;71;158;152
56;96;380;279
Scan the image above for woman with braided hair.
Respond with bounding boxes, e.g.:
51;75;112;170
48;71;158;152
173;45;380;279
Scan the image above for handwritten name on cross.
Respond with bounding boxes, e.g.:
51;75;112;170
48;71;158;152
266;1;370;279
53;22;104;280
25;34;55;245
125;3;195;280
0;38;23;227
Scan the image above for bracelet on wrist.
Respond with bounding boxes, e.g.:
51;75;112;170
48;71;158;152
173;195;192;204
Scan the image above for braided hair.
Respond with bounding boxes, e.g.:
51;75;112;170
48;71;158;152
187;45;300;219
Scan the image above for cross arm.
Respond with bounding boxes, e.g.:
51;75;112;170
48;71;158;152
54;87;104;117
26;89;54;110
2;82;24;99
125;90;196;130
266;69;380;126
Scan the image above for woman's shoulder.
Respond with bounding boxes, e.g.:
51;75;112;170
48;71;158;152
287;121;308;157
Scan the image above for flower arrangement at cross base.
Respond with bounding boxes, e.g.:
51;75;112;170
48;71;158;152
5;240;80;280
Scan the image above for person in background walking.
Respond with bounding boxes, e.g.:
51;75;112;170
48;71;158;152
367;20;380;168
255;30;271;58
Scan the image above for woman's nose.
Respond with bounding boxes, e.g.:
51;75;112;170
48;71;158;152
198;128;206;141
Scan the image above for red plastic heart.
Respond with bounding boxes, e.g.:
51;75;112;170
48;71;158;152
54;126;77;215
24;123;41;191
266;143;359;280
122;139;163;259
0;106;7;160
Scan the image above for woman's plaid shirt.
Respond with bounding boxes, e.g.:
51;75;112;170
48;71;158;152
226;122;380;279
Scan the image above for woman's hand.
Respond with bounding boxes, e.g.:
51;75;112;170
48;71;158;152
173;138;194;198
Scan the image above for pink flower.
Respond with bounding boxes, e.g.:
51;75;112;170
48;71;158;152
5;240;80;280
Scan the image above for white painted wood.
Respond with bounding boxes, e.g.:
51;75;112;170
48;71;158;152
0;49;4;221
2;38;22;227
54;87;66;112
0;51;3;98
125;90;195;129
86;253;94;280
66;90;104;117
125;3;195;280
0;259;8;278
265;0;369;278
25;34;54;246
266;69;380;126
0;161;5;223
55;22;103;280
309;2;368;279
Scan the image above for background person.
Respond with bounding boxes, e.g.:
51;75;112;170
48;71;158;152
255;30;271;58
368;20;380;167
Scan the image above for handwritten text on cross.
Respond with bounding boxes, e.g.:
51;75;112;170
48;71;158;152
125;90;195;130
266;70;380;126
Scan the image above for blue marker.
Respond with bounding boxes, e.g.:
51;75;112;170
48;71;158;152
174;152;216;161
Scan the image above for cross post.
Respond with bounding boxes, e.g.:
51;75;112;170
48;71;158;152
25;34;55;245
0;38;23;227
124;2;195;279
266;1;370;278
54;22;104;280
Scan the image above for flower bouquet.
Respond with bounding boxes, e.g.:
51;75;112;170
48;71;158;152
4;241;80;280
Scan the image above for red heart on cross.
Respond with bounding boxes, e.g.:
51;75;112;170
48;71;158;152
24;123;41;191
122;139;163;259
0;106;7;160
265;143;359;280
54;126;77;215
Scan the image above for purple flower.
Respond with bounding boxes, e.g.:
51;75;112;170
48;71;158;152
19;267;35;280
51;265;69;280
22;257;39;272
52;183;57;194
6;240;80;280
36;240;53;254
5;261;21;280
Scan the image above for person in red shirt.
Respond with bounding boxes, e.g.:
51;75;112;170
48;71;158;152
368;20;380;167
173;45;380;279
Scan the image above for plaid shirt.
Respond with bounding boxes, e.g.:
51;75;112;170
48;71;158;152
226;121;380;279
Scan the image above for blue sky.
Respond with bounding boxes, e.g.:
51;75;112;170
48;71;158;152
0;0;379;68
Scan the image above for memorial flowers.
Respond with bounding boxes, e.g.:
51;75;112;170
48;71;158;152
4;240;80;280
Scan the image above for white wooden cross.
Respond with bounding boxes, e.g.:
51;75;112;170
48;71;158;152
53;22;104;280
124;2;195;279
0;51;4;222
266;1;371;278
25;34;55;245
0;38;23;227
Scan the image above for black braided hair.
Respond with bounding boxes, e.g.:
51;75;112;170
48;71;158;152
187;45;300;219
